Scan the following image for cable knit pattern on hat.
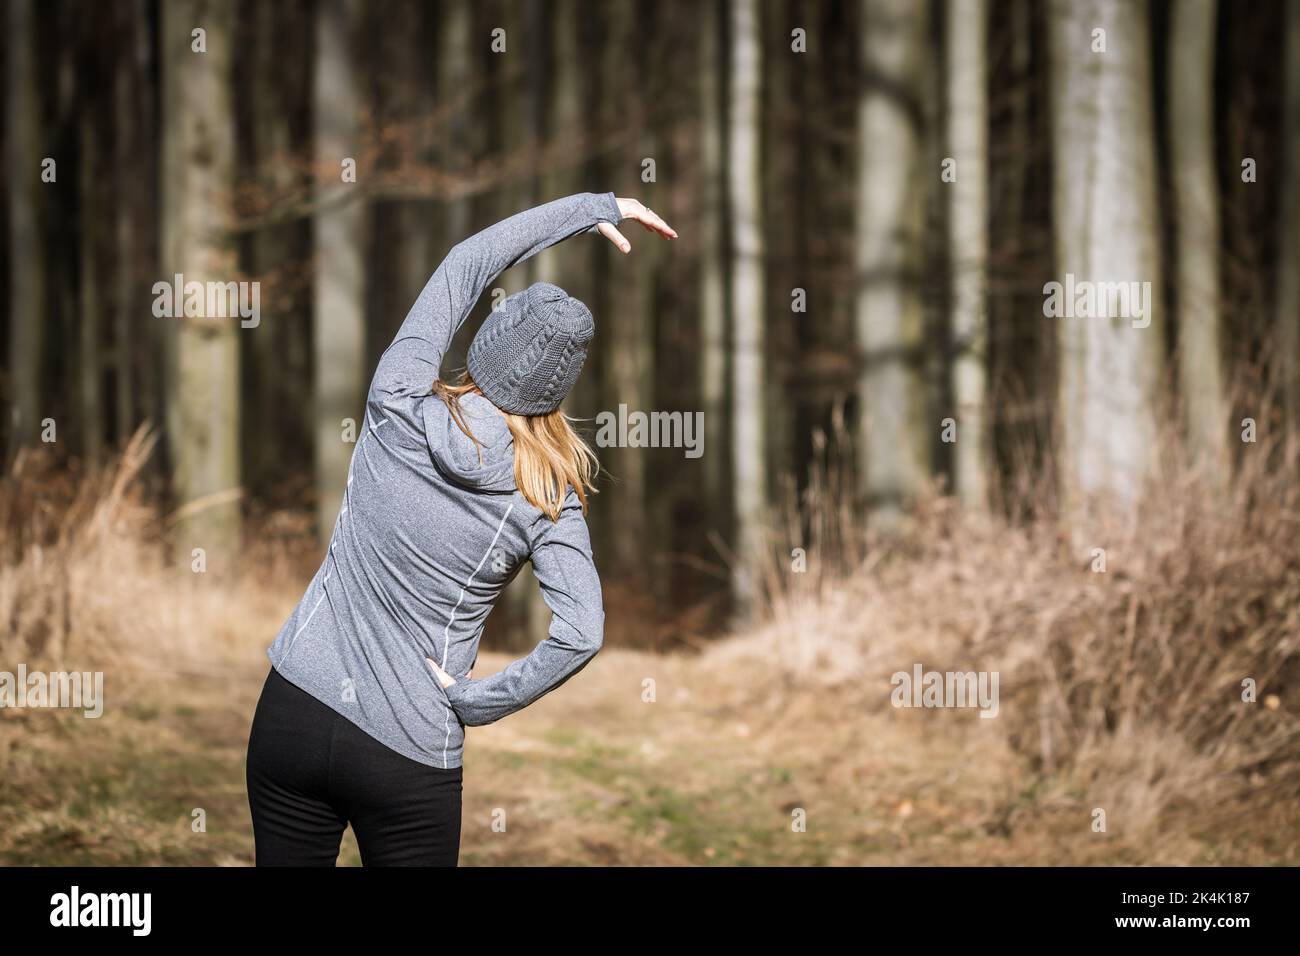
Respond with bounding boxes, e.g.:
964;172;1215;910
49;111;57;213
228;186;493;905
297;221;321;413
467;280;596;415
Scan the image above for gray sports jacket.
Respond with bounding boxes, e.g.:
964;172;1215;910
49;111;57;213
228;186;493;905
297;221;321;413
266;191;623;770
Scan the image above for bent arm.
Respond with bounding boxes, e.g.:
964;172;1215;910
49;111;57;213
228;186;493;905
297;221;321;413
443;500;605;726
370;191;623;398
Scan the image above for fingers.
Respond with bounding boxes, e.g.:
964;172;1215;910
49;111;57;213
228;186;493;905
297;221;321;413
614;198;679;241
632;205;678;239
597;221;632;253
601;201;679;252
425;657;456;688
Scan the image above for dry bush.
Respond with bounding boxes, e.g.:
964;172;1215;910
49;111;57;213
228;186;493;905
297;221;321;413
0;429;313;676
714;417;1300;846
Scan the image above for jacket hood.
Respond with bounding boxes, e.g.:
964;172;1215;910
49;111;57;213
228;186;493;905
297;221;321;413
425;391;517;494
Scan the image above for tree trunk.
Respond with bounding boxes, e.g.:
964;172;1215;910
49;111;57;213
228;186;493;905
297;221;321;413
387;0;434;317
245;0;301;494
728;0;766;613
500;0;550;652
113;0;146;445
160;0;241;566
79;99;103;464
761;0;792;494
699;0;729;531
535;0;582;290
498;0;538;298
599;0;654;584
1048;0;1164;526
857;0;931;526
313;0;368;543
506;0;593;650
437;0;476;377
132;0;163;439
1170;0;1229;484
6;0;46;459
539;0;598;418
947;0;989;509
1277;0;1300;428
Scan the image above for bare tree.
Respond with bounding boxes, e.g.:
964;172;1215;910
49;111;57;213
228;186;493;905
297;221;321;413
500;0;550;651
857;0;931;525
514;0;588;649
728;0;766;612
437;0;476;377
946;0;993;512
313;0;368;542
160;0;241;563
6;0;46;459
1170;0;1229;484
537;0;594;411
113;0;152;444
699;0;729;520
1048;0;1164;525
386;0;434;314
244;0;304;491
947;0;990;509
600;0;654;581
1278;0;1300;428
80;69;104;465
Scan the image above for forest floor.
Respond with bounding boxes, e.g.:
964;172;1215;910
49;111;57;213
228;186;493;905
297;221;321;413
4;441;1296;865
2;637;1290;866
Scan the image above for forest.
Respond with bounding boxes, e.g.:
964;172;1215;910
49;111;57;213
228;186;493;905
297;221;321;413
1;0;1298;867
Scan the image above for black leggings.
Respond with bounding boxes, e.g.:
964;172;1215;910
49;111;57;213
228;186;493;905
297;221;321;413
245;666;463;866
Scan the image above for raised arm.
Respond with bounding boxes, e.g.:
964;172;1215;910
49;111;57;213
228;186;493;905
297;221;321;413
370;191;624;398
436;498;605;727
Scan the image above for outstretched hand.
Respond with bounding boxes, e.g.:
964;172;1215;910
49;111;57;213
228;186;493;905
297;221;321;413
597;198;678;253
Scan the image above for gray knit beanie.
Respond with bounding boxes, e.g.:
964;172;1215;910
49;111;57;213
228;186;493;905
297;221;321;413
466;281;595;416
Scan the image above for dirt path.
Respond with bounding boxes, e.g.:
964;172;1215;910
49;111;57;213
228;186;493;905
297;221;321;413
0;646;1278;865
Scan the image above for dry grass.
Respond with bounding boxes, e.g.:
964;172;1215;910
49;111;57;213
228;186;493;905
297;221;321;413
1;423;1297;865
0;428;315;674
729;421;1300;856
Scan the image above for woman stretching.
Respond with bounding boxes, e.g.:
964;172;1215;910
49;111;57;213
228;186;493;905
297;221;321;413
245;191;677;866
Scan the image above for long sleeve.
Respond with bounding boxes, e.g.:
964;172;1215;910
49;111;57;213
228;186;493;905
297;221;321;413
442;495;605;726
370;191;623;398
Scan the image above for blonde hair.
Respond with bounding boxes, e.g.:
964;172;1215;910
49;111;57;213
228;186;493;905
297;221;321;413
431;371;598;520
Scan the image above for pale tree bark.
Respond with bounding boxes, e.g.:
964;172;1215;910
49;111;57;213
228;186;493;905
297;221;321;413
1048;0;1164;526
857;0;931;527
947;0;990;509
699;0;729;522
728;0;766;612
1278;0;1300;429
1170;0;1229;484
313;0;368;543
161;0;241;565
6;0;45;459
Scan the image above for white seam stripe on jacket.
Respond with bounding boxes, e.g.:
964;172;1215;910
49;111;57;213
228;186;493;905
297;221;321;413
440;503;514;766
